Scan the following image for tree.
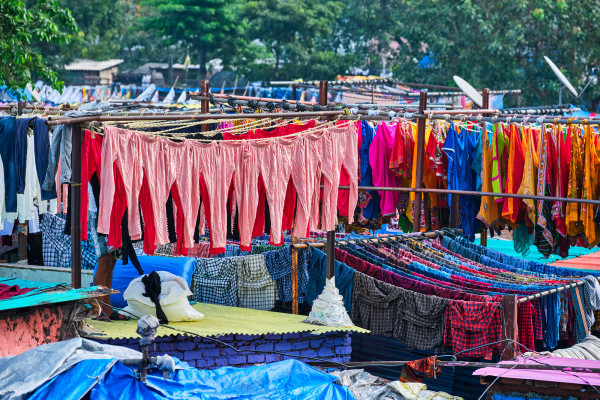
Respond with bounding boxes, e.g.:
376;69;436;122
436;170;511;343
242;0;347;80
140;0;241;80
0;0;76;91
343;0;600;107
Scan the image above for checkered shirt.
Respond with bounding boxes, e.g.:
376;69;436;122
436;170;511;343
395;290;448;351
192;258;238;306
443;300;502;360
236;254;276;311
264;247;308;303
352;271;405;337
39;213;100;270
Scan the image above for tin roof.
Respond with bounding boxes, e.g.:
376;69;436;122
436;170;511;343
0;279;111;311
64;59;124;71
85;302;367;339
473;356;600;386
550;250;600;271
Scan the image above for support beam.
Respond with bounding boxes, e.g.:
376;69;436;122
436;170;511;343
71;125;82;289
413;91;428;232
200;80;210;132
480;88;490;247
501;295;518;360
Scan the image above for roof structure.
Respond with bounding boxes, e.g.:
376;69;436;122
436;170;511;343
550;250;600;271
0;279;111;311
85;302;367;339
64;59;124;72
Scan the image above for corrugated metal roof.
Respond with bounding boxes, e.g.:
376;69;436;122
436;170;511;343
550;250;600;271
85;303;367;339
64;59;124;71
0;279;111;311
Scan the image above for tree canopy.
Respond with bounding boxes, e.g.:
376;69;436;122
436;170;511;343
0;0;76;92
4;0;600;108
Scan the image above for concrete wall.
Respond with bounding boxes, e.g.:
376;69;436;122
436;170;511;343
99;331;352;369
0;263;94;287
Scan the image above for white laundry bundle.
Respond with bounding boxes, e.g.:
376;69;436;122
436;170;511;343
304;278;354;327
123;271;204;322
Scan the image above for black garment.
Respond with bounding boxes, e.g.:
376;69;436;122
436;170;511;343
166;193;177;244
142;271;168;324
121;210;143;275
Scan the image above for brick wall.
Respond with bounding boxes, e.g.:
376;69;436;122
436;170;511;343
99;331;351;369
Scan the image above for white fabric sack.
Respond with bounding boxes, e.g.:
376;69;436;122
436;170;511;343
304;278;353;327
123;271;203;322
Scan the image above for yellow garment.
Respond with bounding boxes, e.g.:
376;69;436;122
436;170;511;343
582;125;600;246
517;125;539;225
477;126;500;227
407;124;435;231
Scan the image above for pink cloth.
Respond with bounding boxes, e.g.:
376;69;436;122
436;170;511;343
98;126;143;239
97;123;359;254
369;122;401;215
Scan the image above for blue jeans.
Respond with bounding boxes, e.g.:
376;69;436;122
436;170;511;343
0;117;17;212
33;118;56;201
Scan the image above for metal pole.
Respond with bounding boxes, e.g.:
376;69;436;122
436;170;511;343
200;80;209;132
480;88;489;247
71;124;82;289
292;84;297;102
412;92;427;232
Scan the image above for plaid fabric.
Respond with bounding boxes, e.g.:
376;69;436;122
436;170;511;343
39;213;99;270
178;242;210;258
517;302;535;351
352;271;404;337
264;247;308;303
443;300;501;360
395;290;448;351
192;258;238;306
236;254;276;310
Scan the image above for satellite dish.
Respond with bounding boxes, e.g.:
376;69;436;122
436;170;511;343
544;56;578;97
453;76;483;108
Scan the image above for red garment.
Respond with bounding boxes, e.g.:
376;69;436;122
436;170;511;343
0;284;34;300
443;300;502;360
517;302;535;351
80;131;103;240
399;356;441;383
338;121;362;217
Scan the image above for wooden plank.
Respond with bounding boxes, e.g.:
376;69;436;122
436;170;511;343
571;286;590;336
501;295;518;360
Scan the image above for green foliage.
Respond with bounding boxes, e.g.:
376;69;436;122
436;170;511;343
241;0;347;80
139;0;241;78
345;0;600;106
0;0;76;92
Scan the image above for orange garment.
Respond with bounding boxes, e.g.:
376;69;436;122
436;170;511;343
501;124;525;224
581;125;600;247
566;127;585;237
517;125;539;225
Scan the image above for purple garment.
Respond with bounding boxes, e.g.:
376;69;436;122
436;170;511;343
369;122;401;215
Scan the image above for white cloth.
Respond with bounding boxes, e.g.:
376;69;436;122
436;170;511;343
88;183;97;212
17;135;36;223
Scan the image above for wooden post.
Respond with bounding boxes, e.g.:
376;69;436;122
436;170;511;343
71;124;82;289
292;84;297;102
291;238;299;315
480;88;489;247
413;92;428;233
572;286;590;336
200;80;210;132
318;81;328;107
501;295;518;360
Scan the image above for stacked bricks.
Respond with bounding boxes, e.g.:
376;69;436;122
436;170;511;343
99;331;351;369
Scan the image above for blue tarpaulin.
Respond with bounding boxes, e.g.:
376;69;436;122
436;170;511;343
32;358;353;400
